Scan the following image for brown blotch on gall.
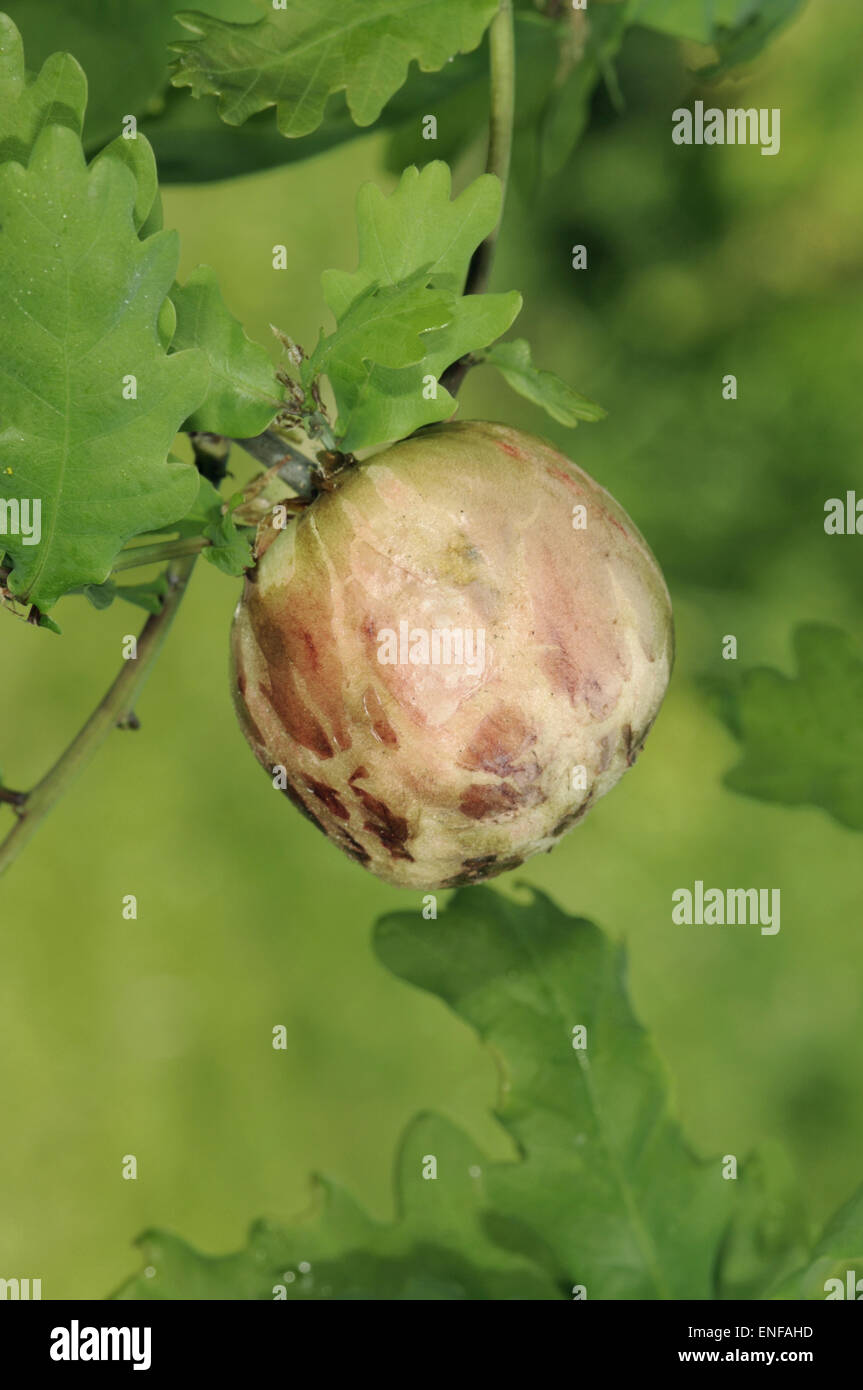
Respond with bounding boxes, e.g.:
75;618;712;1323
339;830;371;865
303;779;350;821
299;628;319;669
362;685;399;747
237;690;267;751
460;783;519;819
546;463;581;493
280;782;328;835
363;820;414;861
260;678;333;761
458;707;536;777
622;723;637;766
352;785;410;843
348;766;413;859
552;789;595;837
459;780;542;820
441;853;524;887
498;441;527;461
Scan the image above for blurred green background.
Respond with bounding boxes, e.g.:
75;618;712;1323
2;0;862;1298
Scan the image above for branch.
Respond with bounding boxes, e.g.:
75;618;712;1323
115;427;325;574
441;0;516;397
466;0;516;297
232;429;318;500
189;431;231;486
0;555;197;880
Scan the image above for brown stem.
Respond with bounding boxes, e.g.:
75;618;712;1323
232;430;318;499
441;0;516;397
0;556;197;879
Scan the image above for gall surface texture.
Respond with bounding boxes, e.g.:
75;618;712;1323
231;421;673;888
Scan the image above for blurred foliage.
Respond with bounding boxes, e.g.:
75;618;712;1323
168;0;499;136
115;1116;560;1300
116;889;812;1301
769;1186;863;1299
704;625;863;831
0;0;266;148
1;0;862;1300
483;11;863;610
479;337;607;424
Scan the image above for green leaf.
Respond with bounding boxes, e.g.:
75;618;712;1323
87;151;282;442
300;284;467;453
113;1112;560;1300
96;132;166;241
0;124;207;609
324;291;520;452
312;163;521;450
375;887;740;1299
0;12;86;164
480;339;606;426
112;885;812;1300
540;2;631;177
768;1186;863;1300
142;86;348;183
162;472;223;538
383;12;560;180
146;16;558;190
202;492;253;576
714;1144;810;1300
632;0;805;74
632;0;741;44
323;164;504;310
538;1;804;177
305;274;455;379
705;625;863;831
301;274;459;448
90;133;160;234
171;0;499;138
705;0;806;77
76;582;117;612
1;1;266;150
78;575;169;614
145;42;489;184
169;266;280;436
161;475;252;575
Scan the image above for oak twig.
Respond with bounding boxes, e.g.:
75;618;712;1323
0;556;197;879
232;430;319;500
441;0;516;397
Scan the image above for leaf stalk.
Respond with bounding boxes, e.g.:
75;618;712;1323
111;536;211;573
441;0;516;395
